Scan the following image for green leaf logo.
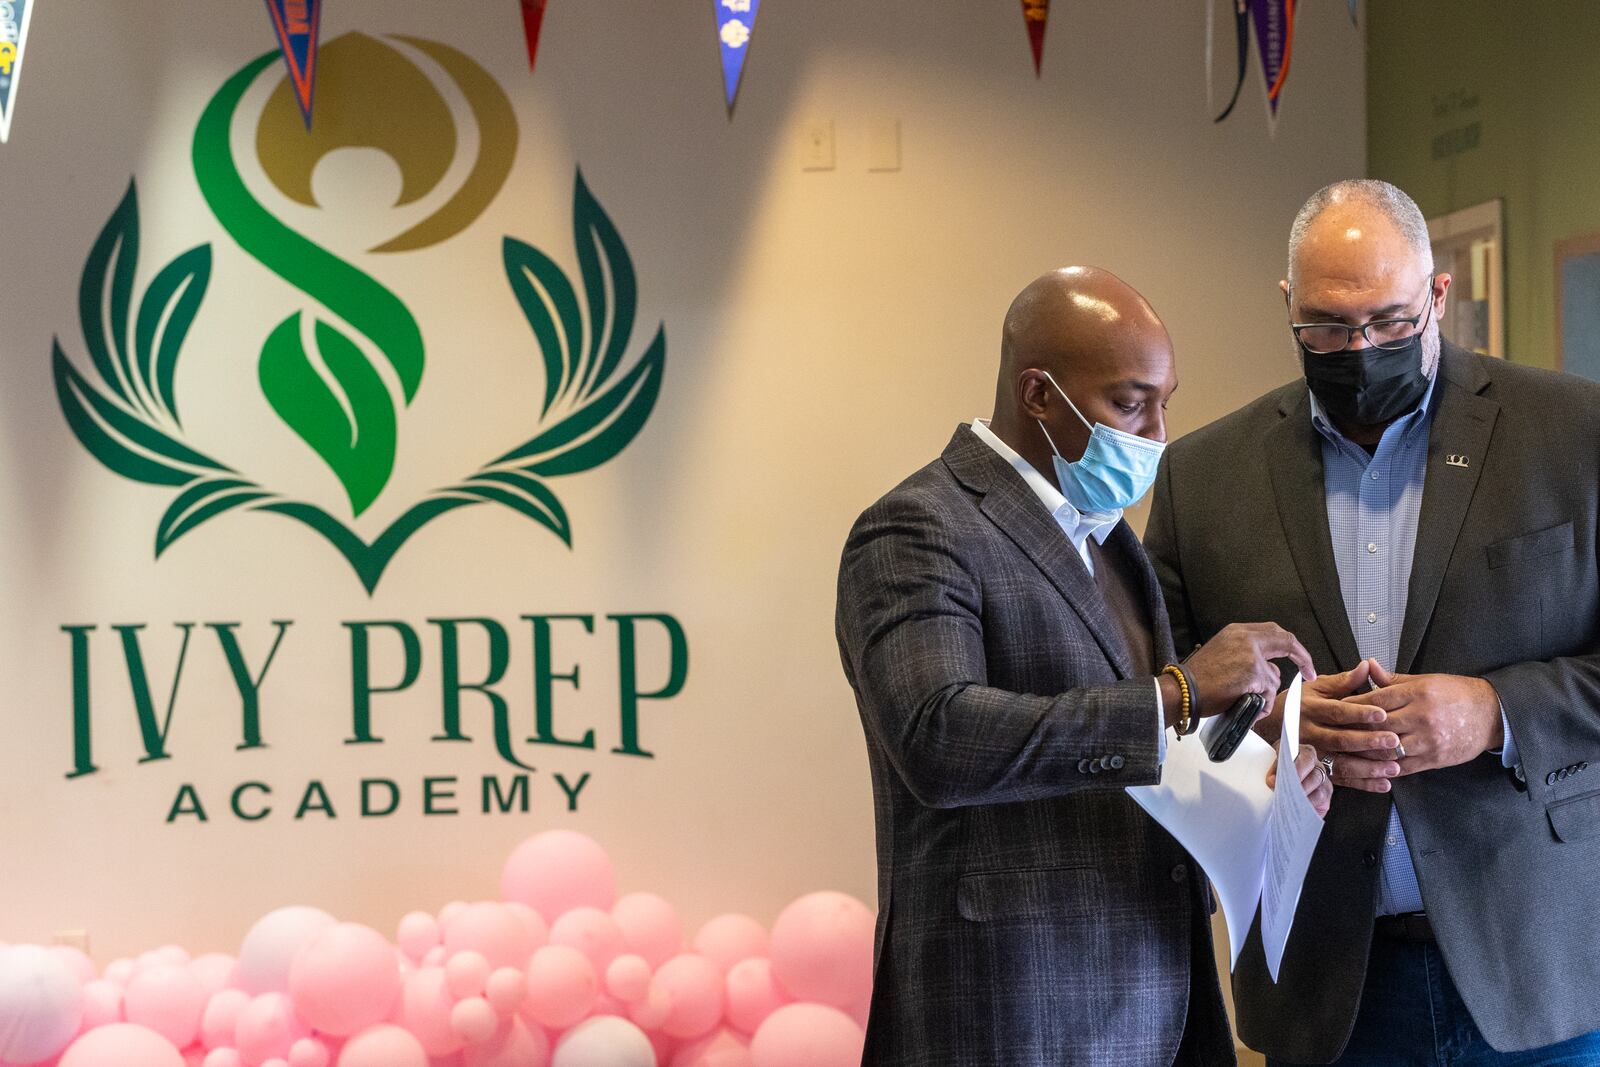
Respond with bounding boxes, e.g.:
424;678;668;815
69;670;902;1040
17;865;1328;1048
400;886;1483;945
54;46;667;594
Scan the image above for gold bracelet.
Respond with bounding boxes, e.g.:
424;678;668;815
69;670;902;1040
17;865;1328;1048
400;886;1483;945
1161;664;1192;738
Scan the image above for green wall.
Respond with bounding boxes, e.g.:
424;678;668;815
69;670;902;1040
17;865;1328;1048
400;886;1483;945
1367;1;1600;369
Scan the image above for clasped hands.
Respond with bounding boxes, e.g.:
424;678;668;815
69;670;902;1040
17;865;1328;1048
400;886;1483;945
1289;659;1504;793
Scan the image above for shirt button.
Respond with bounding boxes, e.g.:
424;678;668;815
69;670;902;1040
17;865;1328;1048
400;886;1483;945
1367;543;1379;554
1385;836;1397;846
1171;864;1188;883
1370;471;1380;480
1367;612;1378;624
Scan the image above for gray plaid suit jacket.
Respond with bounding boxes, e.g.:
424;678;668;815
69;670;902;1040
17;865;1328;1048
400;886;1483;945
836;426;1235;1067
1146;343;1600;1059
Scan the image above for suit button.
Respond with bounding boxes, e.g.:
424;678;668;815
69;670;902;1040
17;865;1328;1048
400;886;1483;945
1077;758;1091;774
1110;755;1126;770
1171;864;1187;882
1363;851;1378;868
1089;760;1102;774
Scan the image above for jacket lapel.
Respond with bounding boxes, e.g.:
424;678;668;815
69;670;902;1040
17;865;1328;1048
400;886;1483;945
940;426;1136;679
1395;345;1499;672
1265;389;1363;670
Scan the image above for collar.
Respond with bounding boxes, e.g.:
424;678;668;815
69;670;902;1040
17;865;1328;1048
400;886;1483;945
1307;369;1439;451
970;419;1121;549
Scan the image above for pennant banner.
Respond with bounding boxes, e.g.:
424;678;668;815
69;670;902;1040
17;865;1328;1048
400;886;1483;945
0;0;35;143
1021;0;1049;77
520;0;547;71
1249;0;1294;120
715;0;760;112
1210;0;1295;127
263;0;322;128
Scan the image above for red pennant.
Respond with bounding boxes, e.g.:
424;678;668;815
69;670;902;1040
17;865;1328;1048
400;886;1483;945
520;0;548;71
1021;0;1049;77
263;0;322;128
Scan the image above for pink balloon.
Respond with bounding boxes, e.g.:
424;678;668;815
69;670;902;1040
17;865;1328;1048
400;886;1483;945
200;989;250;1050
767;893;873;1008
748;1004;863;1067
443;952;489;1000
236;909;337;996
626;985;670;1031
48;947;96;986
125;963;208;1048
672;1029;752;1067
651;955;723;1040
723;960;788;1035
500;832;616;920
501;905;549;954
436;903;469;929
103;959;136;987
462;1018;549;1067
449;998;498;1044
0;944;85;1065
691;917;768;975
261;1059;289;1067
604;955;651;1004
610;894;681;968
59;1023;185;1067
443;905;536;973
287;1037;330;1067
421;947;448;969
395;968;463;1058
287;924;401;1037
483;969;527;1016
190;955;240;997
234;993;309;1065
549;908;625;972
202;1049;244;1067
521;946;597;1030
336;1024;427;1067
80;978;126;1031
395;914;440;963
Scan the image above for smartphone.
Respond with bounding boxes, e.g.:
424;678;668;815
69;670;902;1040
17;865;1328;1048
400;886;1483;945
1201;692;1265;763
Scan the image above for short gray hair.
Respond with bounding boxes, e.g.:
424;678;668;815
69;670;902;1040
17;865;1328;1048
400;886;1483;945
1287;179;1432;286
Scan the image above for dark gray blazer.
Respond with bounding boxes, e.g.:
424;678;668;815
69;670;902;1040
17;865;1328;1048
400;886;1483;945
836;426;1234;1067
1145;343;1600;1060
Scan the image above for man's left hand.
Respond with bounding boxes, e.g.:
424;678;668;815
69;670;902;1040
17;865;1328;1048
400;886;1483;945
1343;663;1503;775
1266;743;1332;818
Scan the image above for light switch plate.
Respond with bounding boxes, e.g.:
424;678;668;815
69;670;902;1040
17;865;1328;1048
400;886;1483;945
867;118;901;172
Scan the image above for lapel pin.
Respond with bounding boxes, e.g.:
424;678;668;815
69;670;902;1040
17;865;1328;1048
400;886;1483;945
1446;454;1470;468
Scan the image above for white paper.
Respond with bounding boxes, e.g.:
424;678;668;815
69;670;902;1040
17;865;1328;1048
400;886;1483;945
1259;674;1325;980
1126;674;1324;979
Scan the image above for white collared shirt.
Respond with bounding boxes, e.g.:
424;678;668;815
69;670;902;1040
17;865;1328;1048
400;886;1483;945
970;418;1121;576
970;419;1167;755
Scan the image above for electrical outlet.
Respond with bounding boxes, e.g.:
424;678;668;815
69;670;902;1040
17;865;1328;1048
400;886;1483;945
800;119;835;171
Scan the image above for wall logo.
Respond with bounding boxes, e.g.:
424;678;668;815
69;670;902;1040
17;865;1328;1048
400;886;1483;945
52;34;666;593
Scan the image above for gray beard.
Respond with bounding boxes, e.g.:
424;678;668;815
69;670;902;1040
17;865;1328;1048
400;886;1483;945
1421;320;1442;380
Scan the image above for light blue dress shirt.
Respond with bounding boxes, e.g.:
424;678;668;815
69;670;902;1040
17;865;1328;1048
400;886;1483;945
1310;378;1517;916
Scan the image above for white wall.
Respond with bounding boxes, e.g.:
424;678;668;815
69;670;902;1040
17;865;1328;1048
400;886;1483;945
0;0;1363;964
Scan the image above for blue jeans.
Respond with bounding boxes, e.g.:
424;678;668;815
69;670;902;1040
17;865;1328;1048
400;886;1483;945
1268;935;1600;1067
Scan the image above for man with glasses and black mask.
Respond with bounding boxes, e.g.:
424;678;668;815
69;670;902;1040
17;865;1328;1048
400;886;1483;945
1146;179;1600;1065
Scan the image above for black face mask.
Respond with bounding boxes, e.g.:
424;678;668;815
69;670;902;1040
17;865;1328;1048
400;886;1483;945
1301;330;1431;427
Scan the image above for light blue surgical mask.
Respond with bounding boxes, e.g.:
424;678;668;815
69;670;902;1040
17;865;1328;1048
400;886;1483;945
1036;371;1166;514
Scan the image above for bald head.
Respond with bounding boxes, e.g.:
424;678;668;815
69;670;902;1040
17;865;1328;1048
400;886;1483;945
990;266;1177;472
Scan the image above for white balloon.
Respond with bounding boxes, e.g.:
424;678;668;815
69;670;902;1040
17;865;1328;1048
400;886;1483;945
551;1017;656;1067
236;907;338;994
0;944;85;1065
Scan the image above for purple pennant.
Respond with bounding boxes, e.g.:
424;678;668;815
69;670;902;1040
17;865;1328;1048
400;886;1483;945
714;0;761;113
1248;0;1294;117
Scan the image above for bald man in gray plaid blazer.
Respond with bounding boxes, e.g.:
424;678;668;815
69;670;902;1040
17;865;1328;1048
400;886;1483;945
835;269;1323;1067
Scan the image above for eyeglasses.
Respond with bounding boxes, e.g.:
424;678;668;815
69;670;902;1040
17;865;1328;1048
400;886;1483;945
1290;276;1437;355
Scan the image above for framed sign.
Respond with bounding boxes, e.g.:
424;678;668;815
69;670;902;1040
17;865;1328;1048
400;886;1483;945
1557;232;1600;383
